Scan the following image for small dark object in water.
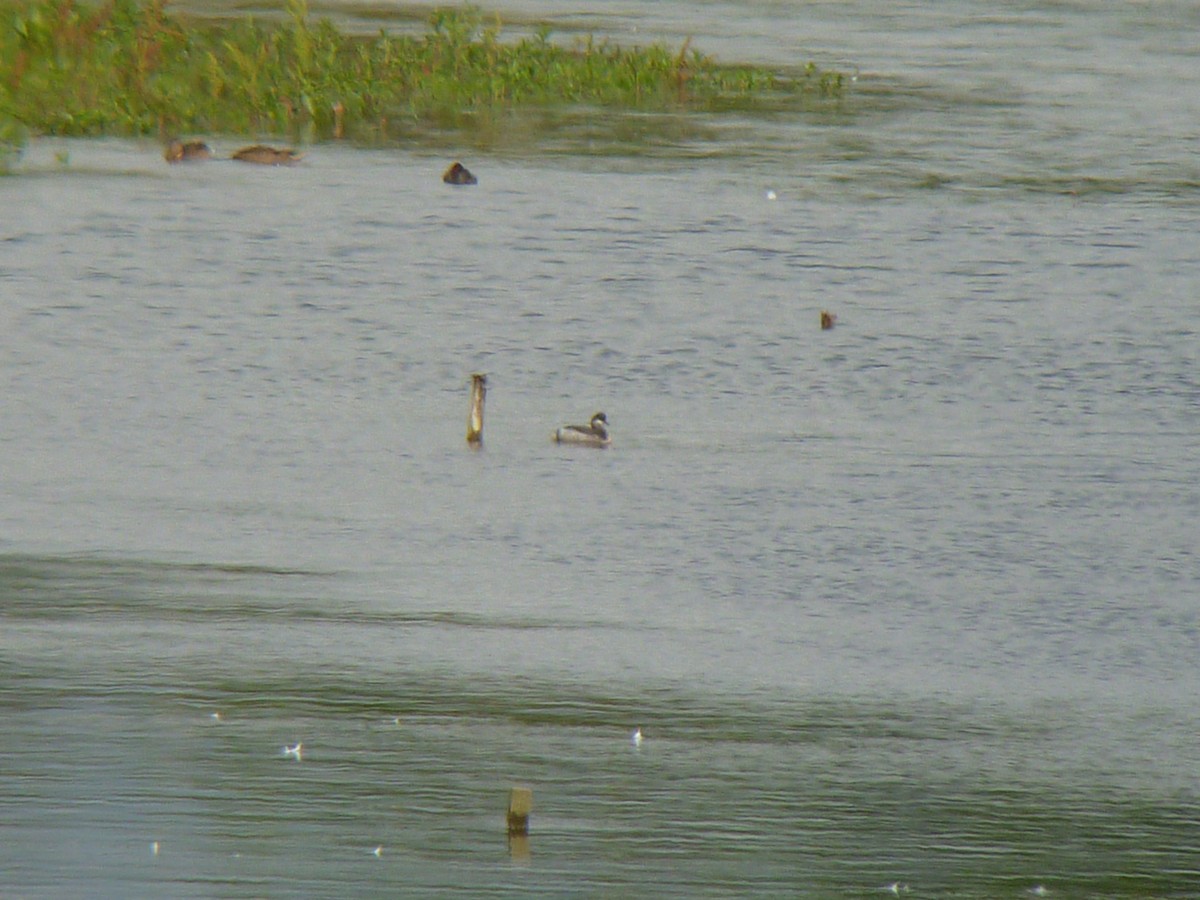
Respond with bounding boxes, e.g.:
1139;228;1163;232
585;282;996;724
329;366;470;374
820;310;837;330
164;139;212;163
443;162;477;185
232;145;304;166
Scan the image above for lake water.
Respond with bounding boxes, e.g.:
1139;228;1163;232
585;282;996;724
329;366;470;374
2;0;1199;896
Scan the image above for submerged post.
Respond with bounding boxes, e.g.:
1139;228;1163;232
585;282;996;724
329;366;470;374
467;373;487;447
507;786;532;836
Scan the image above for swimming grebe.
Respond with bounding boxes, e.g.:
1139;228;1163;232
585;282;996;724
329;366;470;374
443;162;478;185
553;412;611;448
232;145;304;165
163;139;212;163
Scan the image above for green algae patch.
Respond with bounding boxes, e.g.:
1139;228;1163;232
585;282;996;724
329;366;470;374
0;0;846;152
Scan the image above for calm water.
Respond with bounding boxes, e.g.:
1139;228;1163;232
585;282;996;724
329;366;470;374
2;0;1199;896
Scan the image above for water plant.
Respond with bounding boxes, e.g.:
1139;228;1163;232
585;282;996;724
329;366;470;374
0;0;847;148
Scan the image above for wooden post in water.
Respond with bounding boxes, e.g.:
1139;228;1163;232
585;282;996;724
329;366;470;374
507;786;533;836
467;373;487;447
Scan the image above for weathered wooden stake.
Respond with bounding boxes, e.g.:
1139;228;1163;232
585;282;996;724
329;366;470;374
507;786;533;836
467;373;487;447
332;101;345;139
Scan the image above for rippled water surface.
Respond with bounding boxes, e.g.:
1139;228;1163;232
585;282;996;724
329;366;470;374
2;0;1199;896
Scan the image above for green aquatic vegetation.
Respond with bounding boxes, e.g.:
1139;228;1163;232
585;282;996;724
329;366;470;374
0;0;845;147
0;116;24;171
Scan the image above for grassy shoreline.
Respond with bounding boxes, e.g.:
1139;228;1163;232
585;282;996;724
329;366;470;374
0;0;845;161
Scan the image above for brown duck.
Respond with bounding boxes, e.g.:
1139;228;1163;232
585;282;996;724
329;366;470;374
232;145;304;166
442;162;477;185
164;139;212;163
